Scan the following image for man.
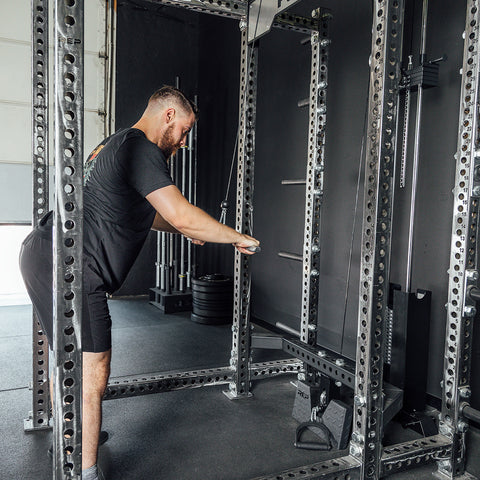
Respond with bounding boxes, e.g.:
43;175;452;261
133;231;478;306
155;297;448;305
20;86;259;480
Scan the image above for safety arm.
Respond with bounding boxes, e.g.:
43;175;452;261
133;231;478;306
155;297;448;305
146;185;259;253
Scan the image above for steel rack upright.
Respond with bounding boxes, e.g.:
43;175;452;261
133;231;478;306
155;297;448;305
25;0;51;434
52;0;85;477
437;1;480;478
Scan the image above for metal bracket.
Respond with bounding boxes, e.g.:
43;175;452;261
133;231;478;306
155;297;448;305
248;0;302;43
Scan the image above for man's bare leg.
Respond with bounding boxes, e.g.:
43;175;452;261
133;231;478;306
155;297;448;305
82;350;111;470
49;349;111;471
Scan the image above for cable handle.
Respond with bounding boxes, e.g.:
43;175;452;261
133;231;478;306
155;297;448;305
294;441;330;451
294;421;332;451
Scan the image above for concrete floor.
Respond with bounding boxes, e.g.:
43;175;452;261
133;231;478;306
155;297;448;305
0;298;475;479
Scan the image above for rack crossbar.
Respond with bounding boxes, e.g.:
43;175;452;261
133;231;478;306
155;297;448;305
104;359;301;400
143;0;317;33
250;435;453;480
283;338;355;388
382;434;452;476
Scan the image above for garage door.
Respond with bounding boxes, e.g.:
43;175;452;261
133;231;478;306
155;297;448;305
0;0;108;223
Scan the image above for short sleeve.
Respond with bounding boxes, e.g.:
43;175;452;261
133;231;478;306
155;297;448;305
117;134;174;197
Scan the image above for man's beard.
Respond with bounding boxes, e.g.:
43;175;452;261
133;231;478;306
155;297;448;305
160;124;181;159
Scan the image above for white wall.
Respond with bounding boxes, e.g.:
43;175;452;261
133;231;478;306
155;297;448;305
0;0;107;223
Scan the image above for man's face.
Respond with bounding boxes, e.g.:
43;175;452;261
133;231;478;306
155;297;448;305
159;111;196;158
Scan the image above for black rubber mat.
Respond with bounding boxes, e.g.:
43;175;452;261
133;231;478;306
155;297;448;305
0;299;477;479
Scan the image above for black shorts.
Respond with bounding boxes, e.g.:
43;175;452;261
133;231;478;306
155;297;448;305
19;222;112;353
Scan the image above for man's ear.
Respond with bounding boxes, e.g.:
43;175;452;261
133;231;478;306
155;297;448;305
165;107;176;123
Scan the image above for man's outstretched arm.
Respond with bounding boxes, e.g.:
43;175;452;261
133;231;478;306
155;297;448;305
146;185;259;255
151;211;205;245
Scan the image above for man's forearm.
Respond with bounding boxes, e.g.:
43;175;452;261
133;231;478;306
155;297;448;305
151;203;241;244
146;185;250;245
174;204;243;244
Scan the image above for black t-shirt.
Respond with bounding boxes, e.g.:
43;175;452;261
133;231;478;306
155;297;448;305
80;128;173;293
36;129;173;294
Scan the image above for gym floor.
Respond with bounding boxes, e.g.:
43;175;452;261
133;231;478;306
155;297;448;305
0;298;476;479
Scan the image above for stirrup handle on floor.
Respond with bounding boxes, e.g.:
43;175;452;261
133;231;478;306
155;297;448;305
294;421;332;451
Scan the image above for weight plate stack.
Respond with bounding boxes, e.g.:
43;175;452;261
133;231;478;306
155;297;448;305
191;274;233;325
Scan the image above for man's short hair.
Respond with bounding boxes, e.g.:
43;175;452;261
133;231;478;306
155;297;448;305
149;86;198;119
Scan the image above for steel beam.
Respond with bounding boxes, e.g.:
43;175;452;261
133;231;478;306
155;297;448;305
382;435;452;476
250;434;453;480
225;28;258;400
31;0;49;223
283;338;355;389
25;0;51;433
250;358;302;379
251;456;361;480
53;0;84;477
438;1;480;478
104;360;301;400
272;12;318;36
349;0;405;478
146;0;245;19
299;10;331;385
106;366;233;400
142;0;317;34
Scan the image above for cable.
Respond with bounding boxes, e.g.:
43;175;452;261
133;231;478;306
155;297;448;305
219;0;263;227
339;64;371;355
219;133;238;224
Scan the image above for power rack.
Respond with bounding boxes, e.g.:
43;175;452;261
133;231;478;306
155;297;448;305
27;0;480;479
